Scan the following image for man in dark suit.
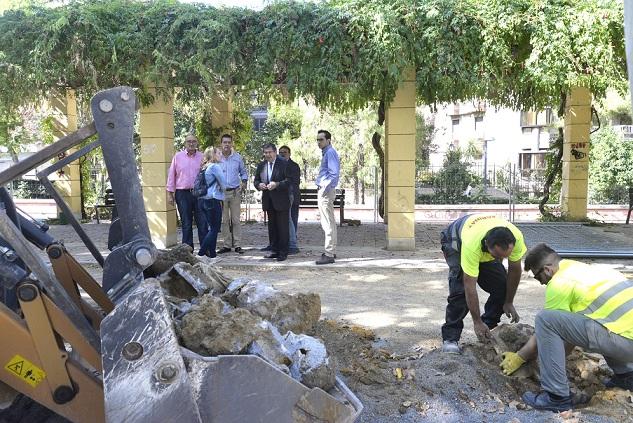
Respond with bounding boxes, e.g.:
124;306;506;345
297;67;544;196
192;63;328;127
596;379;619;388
279;145;301;254
254;143;290;261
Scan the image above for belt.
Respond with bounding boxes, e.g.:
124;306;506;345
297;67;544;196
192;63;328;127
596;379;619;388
225;187;239;192
176;188;193;192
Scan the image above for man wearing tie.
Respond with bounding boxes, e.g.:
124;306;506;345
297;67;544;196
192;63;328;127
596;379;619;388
254;143;291;261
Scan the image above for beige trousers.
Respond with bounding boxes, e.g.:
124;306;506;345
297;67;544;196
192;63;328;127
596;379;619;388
221;188;242;248
317;188;337;257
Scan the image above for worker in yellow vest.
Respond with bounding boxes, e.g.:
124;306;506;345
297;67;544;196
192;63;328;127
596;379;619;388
501;243;633;412
440;214;527;354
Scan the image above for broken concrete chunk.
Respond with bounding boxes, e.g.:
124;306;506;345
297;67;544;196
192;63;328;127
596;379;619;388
285;332;336;391
144;244;200;278
223;280;321;334
247;321;293;371
180;295;265;356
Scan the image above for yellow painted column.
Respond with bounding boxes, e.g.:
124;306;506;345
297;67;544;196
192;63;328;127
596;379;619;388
561;87;591;219
384;69;416;250
140;87;177;248
211;92;233;134
50;90;81;219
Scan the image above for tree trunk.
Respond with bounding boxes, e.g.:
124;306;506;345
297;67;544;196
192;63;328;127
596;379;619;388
302;158;308;185
539;127;563;217
361;180;365;205
539;93;566;218
353;163;359;203
370;100;386;219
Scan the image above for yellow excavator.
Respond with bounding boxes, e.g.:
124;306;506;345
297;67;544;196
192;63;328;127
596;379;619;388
0;87;361;422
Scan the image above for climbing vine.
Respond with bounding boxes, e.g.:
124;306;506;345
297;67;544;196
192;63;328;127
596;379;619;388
0;0;626;113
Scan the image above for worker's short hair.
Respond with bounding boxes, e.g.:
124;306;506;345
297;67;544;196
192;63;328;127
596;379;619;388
318;130;331;140
221;133;233;142
524;243;560;272
484;227;516;251
262;142;277;152
279;145;291;154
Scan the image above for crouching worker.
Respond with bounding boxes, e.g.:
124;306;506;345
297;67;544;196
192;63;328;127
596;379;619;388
501;243;633;412
440;214;526;354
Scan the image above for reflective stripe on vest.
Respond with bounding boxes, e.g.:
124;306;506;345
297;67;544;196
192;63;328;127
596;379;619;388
580;280;633;329
576;280;633;315
595;297;633;325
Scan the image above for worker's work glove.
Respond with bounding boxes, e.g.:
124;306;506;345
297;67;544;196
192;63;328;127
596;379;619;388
500;352;526;375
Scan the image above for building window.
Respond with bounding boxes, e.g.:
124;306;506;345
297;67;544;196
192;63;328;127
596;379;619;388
451;118;460;136
520;108;554;127
253;116;267;132
519;152;546;170
474;116;483;130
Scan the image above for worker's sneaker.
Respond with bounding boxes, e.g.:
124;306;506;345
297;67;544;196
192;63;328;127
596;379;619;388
604;371;633;390
441;340;461;354
522;391;572;412
316;253;335;265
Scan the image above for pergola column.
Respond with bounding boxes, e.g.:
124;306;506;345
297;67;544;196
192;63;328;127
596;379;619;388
210;92;233;136
139;87;177;248
561;87;591;219
50;90;81;219
384;68;416;250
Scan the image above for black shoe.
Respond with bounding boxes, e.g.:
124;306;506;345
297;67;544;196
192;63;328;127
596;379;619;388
316;253;335;265
604;372;633;390
264;253;279;259
522;391;572;412
234;247;243;254
288;248;300;255
276;255;287;262
260;245;272;251
217;247;231;254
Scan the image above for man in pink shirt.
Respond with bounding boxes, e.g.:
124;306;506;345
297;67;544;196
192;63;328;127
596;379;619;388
166;134;207;249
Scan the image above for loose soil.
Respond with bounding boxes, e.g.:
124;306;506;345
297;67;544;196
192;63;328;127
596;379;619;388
219;265;633;423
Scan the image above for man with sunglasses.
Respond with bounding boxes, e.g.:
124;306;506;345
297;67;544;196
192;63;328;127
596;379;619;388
441;214;527;354
502;243;633;412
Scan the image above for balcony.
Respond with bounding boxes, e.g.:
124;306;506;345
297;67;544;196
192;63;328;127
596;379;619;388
613;125;633;139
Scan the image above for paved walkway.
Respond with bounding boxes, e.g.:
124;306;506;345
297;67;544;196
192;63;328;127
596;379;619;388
42;220;633;271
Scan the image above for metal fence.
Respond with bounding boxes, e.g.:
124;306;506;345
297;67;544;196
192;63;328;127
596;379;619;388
415;164;551;205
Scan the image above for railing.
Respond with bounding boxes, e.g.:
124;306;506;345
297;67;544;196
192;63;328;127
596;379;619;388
613;125;633;139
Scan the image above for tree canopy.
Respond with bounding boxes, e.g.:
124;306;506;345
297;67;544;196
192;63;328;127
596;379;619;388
0;0;627;114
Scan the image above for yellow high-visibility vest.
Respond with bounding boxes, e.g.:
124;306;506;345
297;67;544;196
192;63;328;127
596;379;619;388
545;260;633;340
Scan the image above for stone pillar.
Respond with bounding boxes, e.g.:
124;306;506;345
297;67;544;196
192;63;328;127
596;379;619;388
561;87;591;219
139;87;177;248
384;69;416;250
50;90;81;219
210;92;233;135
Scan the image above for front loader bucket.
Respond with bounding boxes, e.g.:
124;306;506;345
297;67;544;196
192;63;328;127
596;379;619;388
101;282;362;423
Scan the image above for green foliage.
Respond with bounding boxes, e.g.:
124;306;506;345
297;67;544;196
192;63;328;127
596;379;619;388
0;0;626;115
246;102;303;167
415;112;436;175
588;127;633;204
431;149;479;203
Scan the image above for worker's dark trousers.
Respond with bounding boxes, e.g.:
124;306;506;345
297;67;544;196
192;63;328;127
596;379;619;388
441;232;507;342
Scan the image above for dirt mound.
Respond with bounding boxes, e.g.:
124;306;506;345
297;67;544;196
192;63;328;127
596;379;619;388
313;319;630;422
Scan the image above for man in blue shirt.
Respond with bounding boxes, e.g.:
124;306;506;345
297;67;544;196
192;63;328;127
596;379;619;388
217;134;248;254
315;130;340;265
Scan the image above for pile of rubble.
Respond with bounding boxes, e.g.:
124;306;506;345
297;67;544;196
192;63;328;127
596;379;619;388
145;245;336;391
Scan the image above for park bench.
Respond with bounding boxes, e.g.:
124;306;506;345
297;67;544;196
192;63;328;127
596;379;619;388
299;188;346;226
94;188;116;224
627;187;633;224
